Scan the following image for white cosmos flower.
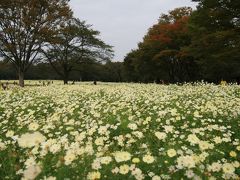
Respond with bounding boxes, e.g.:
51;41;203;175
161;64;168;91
0;142;6;150
6;130;14;137
113;151;131;162
208;162;222;172
128;123;138;130
222;163;235;174
152;175;161;180
199;141;214;151
177;155;195;169
143;154;154;164
167;149;177;157
28;122;39;131
87;171;101;180
187;134;200;144
64;151;76;165
119;164;130;174
100;156;112;165
18;132;46;148
22;165;41;180
49;144;61;154
155;132;167;140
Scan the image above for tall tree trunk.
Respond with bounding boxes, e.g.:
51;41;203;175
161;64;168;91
63;68;70;85
19;70;24;87
63;78;68;85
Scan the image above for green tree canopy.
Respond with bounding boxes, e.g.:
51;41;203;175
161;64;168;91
0;0;72;86
124;7;198;83
189;0;240;82
43;18;113;84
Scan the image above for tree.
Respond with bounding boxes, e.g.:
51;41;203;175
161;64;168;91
124;7;198;83
124;49;148;82
0;0;72;87
189;0;240;82
0;60;16;80
104;61;124;82
43;18;113;84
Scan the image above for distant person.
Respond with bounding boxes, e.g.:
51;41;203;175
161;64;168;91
93;81;97;85
1;83;7;90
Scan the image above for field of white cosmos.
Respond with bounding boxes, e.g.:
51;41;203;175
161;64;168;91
0;82;240;180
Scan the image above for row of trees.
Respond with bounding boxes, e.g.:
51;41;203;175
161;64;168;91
0;61;123;82
1;0;240;85
124;0;240;83
0;0;113;87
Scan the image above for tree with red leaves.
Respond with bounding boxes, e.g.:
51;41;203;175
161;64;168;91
124;7;199;83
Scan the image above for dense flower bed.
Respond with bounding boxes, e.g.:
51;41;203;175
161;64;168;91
0;83;240;179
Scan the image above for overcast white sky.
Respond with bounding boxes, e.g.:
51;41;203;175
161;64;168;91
70;0;197;61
